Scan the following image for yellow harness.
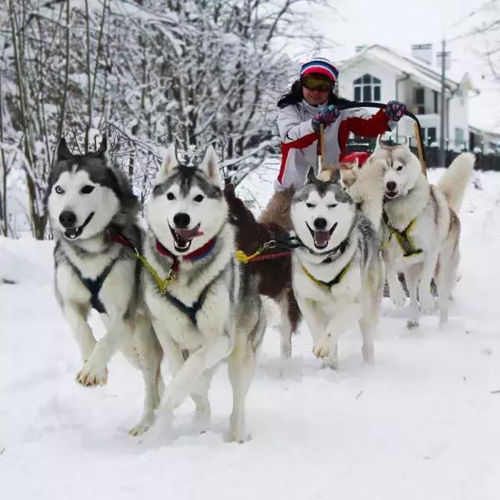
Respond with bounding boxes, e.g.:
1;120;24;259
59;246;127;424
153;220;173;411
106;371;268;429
382;212;422;257
301;260;352;290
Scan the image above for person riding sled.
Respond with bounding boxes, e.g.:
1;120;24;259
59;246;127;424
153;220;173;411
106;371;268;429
258;56;407;229
274;57;407;191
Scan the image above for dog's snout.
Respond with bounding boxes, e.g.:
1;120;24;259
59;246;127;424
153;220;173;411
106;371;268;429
386;181;397;192
59;210;76;228
314;217;327;230
173;212;191;229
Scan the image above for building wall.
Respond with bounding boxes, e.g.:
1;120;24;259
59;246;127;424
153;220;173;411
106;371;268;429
339;58;398;104
339;55;470;150
448;88;469;151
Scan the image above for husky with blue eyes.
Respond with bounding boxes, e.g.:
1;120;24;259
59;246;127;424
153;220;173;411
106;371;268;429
290;167;385;370
142;144;265;443
46;137;163;436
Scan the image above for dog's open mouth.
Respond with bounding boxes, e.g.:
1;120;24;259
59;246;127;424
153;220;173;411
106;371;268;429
169;223;203;253
63;212;94;240
307;222;338;250
384;191;399;200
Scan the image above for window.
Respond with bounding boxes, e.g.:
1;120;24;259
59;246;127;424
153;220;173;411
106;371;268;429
414;87;425;114
353;74;381;102
455;128;464;146
433;91;439;114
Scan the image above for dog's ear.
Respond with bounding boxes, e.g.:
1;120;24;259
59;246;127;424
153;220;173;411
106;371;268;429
155;143;179;184
375;135;384;151
340;164;357;188
199;146;221;186
400;136;410;150
57;138;73;161
305;166;316;184
331;167;341;183
95;135;107;157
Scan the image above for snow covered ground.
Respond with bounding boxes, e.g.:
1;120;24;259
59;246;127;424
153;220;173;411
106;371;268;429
1;166;500;500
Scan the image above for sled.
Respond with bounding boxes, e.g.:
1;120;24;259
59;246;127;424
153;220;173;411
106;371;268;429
318;101;427;176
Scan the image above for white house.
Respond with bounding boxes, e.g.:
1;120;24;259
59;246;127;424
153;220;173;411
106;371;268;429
338;44;478;151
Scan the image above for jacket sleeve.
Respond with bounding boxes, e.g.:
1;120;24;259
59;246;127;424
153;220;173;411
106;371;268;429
340;108;391;137
337;108;391;156
277;105;318;148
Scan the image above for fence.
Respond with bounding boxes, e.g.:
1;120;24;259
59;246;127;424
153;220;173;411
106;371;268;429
346;140;500;171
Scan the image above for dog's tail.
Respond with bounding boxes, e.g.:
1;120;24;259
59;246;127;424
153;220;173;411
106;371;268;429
437;152;475;213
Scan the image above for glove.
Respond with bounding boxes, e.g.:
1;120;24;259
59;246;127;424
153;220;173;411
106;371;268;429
311;104;340;132
384;101;407;122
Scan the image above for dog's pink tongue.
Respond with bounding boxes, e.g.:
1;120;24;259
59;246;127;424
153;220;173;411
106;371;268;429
175;225;203;240
314;230;330;247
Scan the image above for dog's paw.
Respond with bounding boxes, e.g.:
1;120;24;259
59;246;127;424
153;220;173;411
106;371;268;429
313;339;331;360
76;362;108;387
225;428;251;444
314;337;339;369
129;412;156;437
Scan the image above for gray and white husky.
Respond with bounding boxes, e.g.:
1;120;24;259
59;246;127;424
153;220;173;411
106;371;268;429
47;137;163;435
371;140;475;328
142;145;265;443
290;168;385;369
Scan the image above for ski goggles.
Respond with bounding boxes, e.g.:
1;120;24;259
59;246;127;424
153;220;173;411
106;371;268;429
302;75;332;92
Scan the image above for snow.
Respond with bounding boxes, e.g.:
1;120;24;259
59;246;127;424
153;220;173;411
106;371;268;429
2;166;500;499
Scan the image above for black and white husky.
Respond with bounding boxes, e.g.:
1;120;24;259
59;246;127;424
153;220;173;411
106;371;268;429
46;137;163;435
290;168;385;369
142;145;265;443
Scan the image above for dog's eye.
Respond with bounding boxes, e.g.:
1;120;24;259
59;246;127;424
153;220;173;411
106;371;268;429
167;192;176;201
194;194;204;203
396;165;404;172
306;202;316;208
81;185;95;195
327;204;337;209
55;186;64;194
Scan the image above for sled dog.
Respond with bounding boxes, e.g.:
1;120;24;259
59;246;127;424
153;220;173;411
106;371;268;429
290;168;385;369
47;137;163;435
371;139;474;327
224;184;300;359
319;156;387;232
143;145;265;443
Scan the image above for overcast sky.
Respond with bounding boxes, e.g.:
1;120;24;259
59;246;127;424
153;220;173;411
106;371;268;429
288;0;500;131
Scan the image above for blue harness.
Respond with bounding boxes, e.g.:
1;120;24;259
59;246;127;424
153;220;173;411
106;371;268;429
67;254;122;314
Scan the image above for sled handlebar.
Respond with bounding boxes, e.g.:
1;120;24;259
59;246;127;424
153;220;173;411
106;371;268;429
336;101;426;168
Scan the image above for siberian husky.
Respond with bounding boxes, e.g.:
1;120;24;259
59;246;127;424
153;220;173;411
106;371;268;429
142;145;265;443
224;184;300;360
371;140;474;327
290;168;385;369
46;137;163;435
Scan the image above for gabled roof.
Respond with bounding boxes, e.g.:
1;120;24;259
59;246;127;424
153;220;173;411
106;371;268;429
340;45;477;94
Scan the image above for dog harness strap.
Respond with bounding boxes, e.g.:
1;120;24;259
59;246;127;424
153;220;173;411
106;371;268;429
162;270;224;326
67;255;121;314
155;237;218;272
382;212;423;257
301;259;352;289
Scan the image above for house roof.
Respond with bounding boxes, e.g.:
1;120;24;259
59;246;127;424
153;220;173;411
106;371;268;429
340;45;478;95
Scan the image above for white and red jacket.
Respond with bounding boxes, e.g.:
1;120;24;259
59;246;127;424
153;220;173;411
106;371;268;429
276;100;391;190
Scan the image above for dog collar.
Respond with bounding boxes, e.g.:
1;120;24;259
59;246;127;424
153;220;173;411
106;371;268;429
155;237;218;272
